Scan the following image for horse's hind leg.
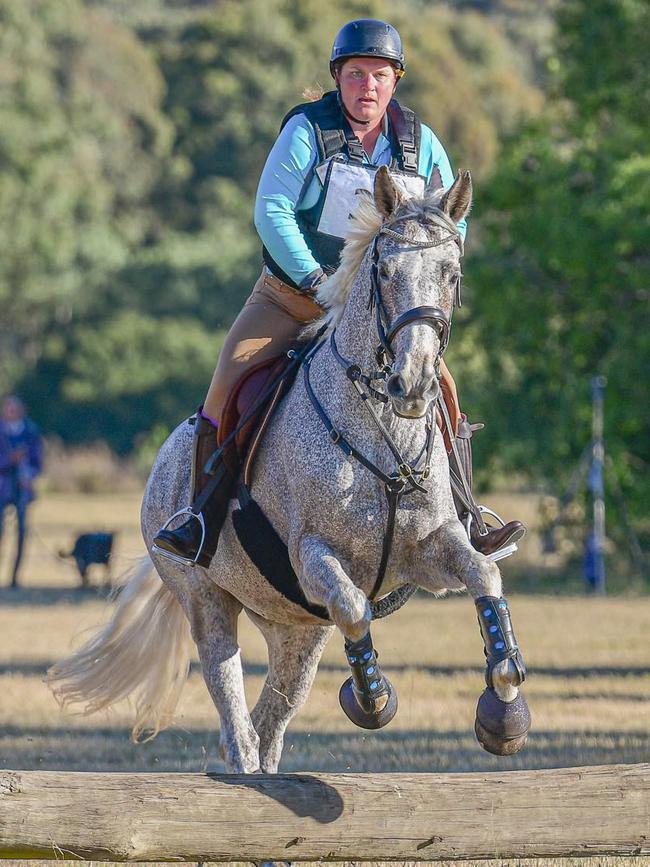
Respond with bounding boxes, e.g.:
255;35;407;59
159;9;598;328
184;579;260;772
418;519;530;755
246;613;333;773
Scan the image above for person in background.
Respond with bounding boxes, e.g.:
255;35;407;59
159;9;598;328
0;396;43;588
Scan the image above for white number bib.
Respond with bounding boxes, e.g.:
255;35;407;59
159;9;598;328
315;160;426;240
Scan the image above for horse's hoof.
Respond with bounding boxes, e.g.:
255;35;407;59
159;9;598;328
474;688;530;756
339;676;398;730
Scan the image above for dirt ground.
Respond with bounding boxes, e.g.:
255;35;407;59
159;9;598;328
0;492;649;867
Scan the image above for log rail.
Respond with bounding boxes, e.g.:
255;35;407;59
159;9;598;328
1;764;649;861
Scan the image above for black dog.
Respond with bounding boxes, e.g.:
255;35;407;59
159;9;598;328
60;532;114;588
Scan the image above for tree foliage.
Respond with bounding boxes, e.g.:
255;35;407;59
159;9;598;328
459;0;649;536
2;0;546;452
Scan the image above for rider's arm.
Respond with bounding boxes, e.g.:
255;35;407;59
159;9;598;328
254;114;323;289
419;124;468;241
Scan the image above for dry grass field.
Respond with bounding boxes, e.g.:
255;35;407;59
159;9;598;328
0;491;649;867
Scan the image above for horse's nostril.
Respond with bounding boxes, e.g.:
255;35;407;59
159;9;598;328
386;373;407;400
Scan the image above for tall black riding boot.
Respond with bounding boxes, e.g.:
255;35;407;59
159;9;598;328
449;417;526;560
152;414;235;567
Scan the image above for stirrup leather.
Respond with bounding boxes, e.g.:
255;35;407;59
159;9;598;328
151;507;206;567
465;505;519;563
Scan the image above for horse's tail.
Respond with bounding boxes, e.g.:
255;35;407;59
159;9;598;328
47;556;192;742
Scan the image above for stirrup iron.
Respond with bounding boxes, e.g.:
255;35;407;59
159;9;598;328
151;507;206;567
465;505;519;563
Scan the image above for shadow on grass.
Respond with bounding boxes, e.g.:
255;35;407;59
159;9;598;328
0;586;110;607
3;659;650;681
2;725;649;775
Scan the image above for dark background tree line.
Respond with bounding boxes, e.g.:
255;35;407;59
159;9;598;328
1;0;647;556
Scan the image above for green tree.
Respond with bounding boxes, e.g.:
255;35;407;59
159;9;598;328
459;0;649;543
0;0;172;391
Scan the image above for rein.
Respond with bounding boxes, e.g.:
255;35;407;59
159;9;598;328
304;209;463;601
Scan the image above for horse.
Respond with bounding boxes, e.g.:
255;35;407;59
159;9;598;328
49;167;530;773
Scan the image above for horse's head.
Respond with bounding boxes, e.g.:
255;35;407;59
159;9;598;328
371;165;472;418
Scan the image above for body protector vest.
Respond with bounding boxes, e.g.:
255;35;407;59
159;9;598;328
263;91;434;288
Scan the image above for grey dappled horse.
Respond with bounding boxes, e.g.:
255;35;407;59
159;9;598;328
49;168;530;771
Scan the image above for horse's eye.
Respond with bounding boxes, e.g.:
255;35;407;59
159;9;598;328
379;265;390;281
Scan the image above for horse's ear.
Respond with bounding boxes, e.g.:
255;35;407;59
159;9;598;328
374;165;403;218
440;170;472;224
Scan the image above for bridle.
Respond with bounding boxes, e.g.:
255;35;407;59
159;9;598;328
303;207;464;601
370;210;463;373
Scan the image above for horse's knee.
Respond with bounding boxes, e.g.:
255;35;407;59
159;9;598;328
466;556;502;598
326;585;371;642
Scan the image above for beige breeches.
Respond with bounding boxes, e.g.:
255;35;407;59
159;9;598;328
204;269;324;424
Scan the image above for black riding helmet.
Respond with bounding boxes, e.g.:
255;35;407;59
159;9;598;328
329;19;405;77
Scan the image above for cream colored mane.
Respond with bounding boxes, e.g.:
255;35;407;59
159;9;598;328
310;184;446;335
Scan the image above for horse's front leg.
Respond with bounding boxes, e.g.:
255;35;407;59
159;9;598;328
418;519;531;755
298;536;397;730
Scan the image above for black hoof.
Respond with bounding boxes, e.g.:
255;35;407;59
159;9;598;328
475;688;530;756
339;676;398;730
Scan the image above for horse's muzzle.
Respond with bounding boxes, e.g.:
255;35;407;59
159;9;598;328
387;372;439;418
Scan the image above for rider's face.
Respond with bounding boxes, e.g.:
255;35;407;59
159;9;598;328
337;58;399;125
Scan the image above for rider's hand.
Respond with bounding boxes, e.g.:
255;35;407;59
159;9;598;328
298;268;327;297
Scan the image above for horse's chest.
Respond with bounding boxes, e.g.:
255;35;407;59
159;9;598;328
302;460;433;564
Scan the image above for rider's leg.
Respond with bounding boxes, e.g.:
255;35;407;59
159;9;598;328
153;269;323;565
439;359;526;557
203;269;323;422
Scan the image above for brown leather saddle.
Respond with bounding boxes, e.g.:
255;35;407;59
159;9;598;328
216;344;304;482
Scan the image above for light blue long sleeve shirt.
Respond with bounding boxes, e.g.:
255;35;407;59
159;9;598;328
254;112;467;286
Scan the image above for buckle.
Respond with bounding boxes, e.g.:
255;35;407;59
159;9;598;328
151;508;206;568
401;144;418;172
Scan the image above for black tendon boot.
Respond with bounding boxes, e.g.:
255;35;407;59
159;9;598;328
450;417;526;560
152;413;236;567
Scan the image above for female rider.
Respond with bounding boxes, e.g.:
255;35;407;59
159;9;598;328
153;19;525;565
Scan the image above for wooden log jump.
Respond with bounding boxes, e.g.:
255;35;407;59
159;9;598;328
1;764;649;862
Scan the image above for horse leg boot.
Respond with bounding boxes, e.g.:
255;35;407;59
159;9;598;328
474;596;530;755
416;520;530;755
298;536;397;730
339;631;398;729
153;412;235;567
